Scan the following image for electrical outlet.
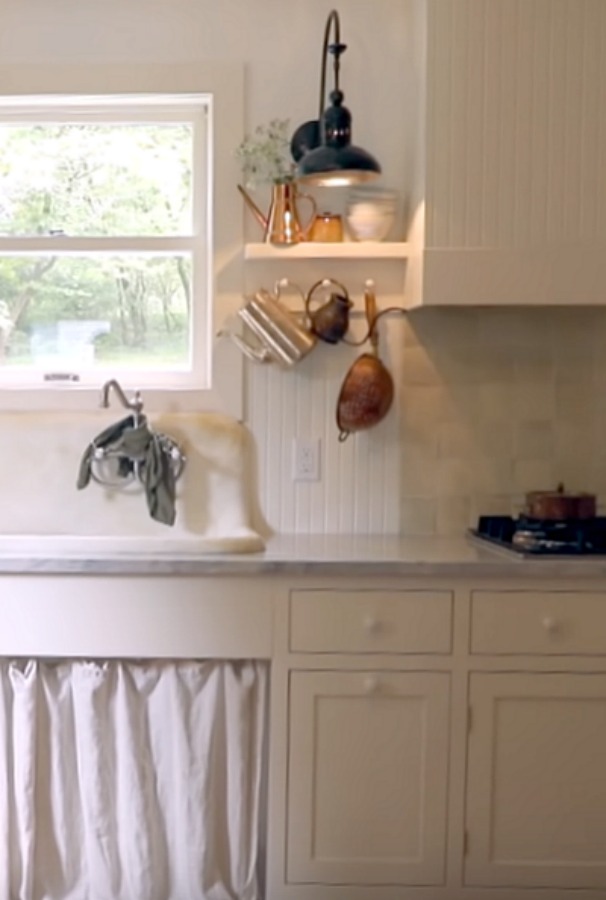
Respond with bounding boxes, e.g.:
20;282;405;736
292;438;320;482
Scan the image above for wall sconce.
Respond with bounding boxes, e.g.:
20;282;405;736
290;9;381;186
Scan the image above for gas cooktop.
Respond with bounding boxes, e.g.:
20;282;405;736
469;515;606;556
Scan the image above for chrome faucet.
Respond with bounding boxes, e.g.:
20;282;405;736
99;379;144;422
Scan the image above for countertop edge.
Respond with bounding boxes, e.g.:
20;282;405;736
2;534;606;577
3;556;606;578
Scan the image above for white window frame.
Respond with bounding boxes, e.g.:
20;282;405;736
0;63;244;416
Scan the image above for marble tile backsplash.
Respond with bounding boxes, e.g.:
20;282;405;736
398;307;606;535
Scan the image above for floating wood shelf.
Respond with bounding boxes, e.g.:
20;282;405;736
244;242;410;261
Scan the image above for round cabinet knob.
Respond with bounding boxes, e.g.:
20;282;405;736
363;675;380;695
542;616;558;634
363;615;381;634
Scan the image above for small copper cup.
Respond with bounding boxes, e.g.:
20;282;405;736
309;212;344;243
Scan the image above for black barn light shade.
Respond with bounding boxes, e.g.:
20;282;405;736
290;9;381;186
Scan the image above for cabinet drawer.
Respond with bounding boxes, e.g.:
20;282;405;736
471;591;606;655
289;589;453;654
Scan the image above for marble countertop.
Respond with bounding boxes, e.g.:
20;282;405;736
2;533;606;578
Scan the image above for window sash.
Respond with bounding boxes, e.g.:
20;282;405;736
0;94;211;391
0;98;209;242
0;95;209;121
0;62;243;415
0;238;197;252
0;247;207;390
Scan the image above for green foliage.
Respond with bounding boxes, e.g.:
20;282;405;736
0;122;193;368
0;123;191;236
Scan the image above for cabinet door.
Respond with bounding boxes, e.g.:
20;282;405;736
465;673;606;889
286;670;450;886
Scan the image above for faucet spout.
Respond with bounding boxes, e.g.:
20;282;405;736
99;379;144;417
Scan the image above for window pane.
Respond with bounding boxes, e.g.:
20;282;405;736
0;255;191;372
0;124;193;237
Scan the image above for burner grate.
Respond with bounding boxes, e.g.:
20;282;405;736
471;515;606;555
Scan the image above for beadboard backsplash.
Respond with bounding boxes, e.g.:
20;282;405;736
247;307;606;536
245;333;403;536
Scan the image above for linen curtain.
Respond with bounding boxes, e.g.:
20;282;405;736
0;658;268;900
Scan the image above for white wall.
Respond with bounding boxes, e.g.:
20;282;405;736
2;0;602;539
0;0;413;537
0;0;409;182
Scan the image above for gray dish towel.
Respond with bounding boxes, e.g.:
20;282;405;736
77;414;176;526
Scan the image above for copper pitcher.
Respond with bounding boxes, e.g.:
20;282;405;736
237;181;317;245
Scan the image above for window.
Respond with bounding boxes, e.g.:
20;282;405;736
0;64;244;414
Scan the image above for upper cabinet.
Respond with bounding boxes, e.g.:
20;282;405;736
408;0;606;307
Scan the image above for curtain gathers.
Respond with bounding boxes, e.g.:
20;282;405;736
0;659;268;900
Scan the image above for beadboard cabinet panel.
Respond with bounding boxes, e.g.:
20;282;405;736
410;0;606;307
427;0;606;249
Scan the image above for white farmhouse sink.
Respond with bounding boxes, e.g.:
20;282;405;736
0;532;265;557
0;412;267;558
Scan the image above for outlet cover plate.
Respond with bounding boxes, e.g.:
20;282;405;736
292;438;320;481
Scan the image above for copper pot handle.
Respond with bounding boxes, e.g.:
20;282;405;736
342;280;407;348
364;280;379;351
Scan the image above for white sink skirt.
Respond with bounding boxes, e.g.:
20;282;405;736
0;658;268;900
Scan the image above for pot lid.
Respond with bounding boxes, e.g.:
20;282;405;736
526;483;595;500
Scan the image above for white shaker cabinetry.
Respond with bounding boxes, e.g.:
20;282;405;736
464;588;606;892
269;586;454;897
4;573;606;899
268;580;606;900
287;669;450;887
465;672;606;890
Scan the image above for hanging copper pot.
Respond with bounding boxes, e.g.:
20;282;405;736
336;283;394;441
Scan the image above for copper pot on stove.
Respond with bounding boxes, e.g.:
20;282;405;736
525;483;597;520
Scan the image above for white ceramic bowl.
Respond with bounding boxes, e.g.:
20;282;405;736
346;188;398;242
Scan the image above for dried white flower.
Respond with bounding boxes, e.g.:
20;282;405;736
236;119;295;188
